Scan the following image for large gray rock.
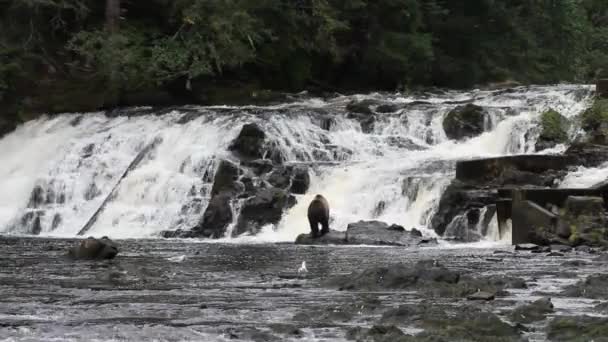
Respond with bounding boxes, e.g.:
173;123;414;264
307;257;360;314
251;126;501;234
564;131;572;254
295;230;346;245
267;166;293;189
290;167;310;194
234;188;296;236
346;99;377;133
443;104;488;140
67;236;118;260
210;159;243;196
345;220;436;246
229;123;284;163
229;123;266;159
193;193;234;238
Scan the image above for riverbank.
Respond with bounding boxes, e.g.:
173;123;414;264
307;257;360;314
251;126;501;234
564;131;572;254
1;236;606;341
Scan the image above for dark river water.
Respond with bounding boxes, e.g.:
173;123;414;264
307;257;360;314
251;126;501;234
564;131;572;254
0;237;605;341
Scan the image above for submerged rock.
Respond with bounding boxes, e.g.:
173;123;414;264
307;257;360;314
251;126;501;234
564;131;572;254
346;99;377;133
326;260;460;291
346;325;405;342
561;274;608;298
509;298;554;324
547;316;608;341
381;304;525;341
67;236;118;260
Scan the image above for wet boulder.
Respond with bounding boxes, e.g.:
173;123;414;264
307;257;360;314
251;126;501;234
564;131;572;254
565;142;608;167
210;159;243;196
295;230;346;245
319;115;336;131
229;123;284;163
242;159;274;176
228;123;266;159
192;193;234;238
443;104;488;140
345;220;437;246
376;103;401;113
346;99;377;115
233;188;296;236
346;99;377;133
267;166;293;189
289;167;310;194
266;165;310;194
430;180;499;237
67;236;118;260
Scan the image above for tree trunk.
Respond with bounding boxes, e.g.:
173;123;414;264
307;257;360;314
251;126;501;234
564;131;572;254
105;0;120;33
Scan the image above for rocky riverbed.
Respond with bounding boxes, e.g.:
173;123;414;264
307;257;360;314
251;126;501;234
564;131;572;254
1;237;607;341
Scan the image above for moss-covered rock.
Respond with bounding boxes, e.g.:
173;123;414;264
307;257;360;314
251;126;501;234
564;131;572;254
535;109;570;151
581;98;608;144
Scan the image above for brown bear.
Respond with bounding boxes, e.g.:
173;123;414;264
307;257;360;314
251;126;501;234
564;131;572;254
67;236;118;260
307;194;330;238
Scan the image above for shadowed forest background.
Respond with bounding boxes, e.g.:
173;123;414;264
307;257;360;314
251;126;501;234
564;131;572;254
1;0;608;131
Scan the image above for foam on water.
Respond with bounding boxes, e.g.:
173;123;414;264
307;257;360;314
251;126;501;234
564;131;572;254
560;162;608;188
0;85;596;242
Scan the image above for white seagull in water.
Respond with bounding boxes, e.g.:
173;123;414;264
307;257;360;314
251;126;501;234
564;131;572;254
298;261;308;275
168;255;187;263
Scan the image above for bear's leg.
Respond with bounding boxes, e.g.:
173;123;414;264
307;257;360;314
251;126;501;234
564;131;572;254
309;220;320;238
320;219;329;236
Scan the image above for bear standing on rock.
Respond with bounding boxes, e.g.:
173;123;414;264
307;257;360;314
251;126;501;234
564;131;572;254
308;194;330;238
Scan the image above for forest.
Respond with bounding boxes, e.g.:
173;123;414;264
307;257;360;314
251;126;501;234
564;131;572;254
1;0;608;129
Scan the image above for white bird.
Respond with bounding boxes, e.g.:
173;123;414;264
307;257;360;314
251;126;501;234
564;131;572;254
298;261;308;275
168;255;186;263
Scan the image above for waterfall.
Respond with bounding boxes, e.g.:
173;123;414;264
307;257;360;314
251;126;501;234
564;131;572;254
0;85;595;241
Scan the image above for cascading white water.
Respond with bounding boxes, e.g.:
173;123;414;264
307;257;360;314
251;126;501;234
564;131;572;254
0;85;595;241
559;162;608;188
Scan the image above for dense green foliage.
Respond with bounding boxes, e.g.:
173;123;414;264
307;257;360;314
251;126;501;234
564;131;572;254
1;0;608;120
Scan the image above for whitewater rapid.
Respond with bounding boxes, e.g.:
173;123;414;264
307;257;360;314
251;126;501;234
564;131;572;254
0;85;595;241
